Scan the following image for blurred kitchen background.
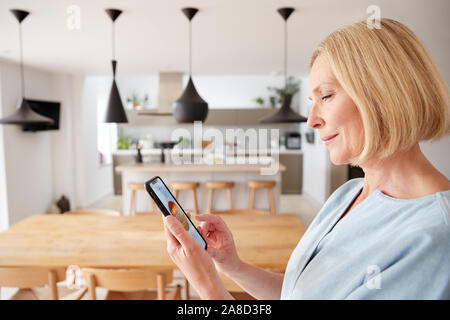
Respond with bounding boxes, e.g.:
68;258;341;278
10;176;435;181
0;0;449;230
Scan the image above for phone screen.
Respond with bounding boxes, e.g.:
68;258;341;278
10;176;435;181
145;177;207;249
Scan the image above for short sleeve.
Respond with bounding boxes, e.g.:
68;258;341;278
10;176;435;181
346;225;450;299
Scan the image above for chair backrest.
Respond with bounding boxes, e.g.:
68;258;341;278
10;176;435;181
205;181;235;190
127;182;145;191
0;267;66;299
247;180;276;189
170;182;200;191
64;209;121;216
82;268;173;299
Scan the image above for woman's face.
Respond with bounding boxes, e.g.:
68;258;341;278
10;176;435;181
307;55;364;165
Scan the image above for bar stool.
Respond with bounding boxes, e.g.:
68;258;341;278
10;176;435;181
128;182;157;216
169;182;200;215
205;181;235;214
247;180;276;215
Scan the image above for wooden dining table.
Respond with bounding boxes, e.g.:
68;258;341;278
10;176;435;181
0;213;306;271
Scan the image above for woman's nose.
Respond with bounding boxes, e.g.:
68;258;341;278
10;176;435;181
307;104;324;129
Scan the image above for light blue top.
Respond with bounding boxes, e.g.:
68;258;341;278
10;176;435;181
281;178;450;299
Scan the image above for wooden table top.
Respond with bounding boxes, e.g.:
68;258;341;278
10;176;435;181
0;214;305;270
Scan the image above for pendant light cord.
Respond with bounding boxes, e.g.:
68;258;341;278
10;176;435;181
284;20;287;90
19;22;25;98
189;21;192;76
112;21;116;61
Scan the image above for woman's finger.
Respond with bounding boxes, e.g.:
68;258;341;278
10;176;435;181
164;215;196;251
163;216;180;250
198;223;215;240
198;221;214;237
195;214;224;225
195;214;227;232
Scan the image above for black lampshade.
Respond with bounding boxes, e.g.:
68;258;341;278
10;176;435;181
260;7;307;124
105;60;127;123
260;97;307;123
0;98;54;125
104;9;128;123
0;9;53;126
10;9;29;23
173;77;208;123
172;7;208;123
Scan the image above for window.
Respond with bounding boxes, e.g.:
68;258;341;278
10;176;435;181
97;95;117;166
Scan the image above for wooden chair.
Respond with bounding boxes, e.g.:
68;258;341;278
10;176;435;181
247;180;276;215
128;182;158;216
0;267;87;300
170;182;200;214
204;180;276;215
82;268;182;300
205;181;235;214
64;208;121;216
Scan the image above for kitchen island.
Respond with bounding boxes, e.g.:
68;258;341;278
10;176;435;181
116;160;286;215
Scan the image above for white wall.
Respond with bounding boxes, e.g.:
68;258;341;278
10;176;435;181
0;61;116;230
74;76;114;207
420;135;450;178
183;75;289;109
49;74;77;207
114;74;300;110
0;64;9;231
0;60;55;227
116;75;159;110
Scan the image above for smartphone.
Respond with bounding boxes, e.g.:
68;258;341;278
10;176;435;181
145;176;207;250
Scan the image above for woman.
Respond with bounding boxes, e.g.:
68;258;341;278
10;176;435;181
163;18;450;299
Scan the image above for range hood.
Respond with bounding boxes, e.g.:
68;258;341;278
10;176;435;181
137;72;183;116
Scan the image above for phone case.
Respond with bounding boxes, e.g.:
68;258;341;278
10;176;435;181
145;176;207;249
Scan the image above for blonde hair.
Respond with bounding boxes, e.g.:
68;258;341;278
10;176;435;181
310;18;449;166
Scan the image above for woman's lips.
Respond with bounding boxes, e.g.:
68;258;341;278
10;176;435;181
322;134;338;145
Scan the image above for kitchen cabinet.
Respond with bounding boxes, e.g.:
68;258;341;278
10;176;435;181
279;153;303;194
116;162;285;215
125;108;295;126
113;154;135;195
114;150;303;195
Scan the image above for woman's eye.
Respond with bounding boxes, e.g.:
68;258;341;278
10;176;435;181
322;94;333;101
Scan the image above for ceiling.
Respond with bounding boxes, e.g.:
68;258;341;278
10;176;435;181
0;0;449;78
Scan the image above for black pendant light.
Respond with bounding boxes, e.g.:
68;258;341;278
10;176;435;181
104;8;128;123
173;7;208;123
260;7;307;124
0;9;53;126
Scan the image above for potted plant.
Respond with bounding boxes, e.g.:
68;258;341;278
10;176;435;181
267;76;300;107
117;137;130;150
269;95;277;108
253;76;300;109
253;97;265;107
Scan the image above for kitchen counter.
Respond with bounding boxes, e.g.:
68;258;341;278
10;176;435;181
113;147;303;155
117;160;285;215
116;161;286;173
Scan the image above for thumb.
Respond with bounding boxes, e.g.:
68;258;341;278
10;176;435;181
164;215;192;247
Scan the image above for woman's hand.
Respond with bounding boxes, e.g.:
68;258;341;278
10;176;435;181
163;212;232;300
195;214;242;276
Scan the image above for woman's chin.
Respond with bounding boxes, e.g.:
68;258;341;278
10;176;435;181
329;152;350;166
